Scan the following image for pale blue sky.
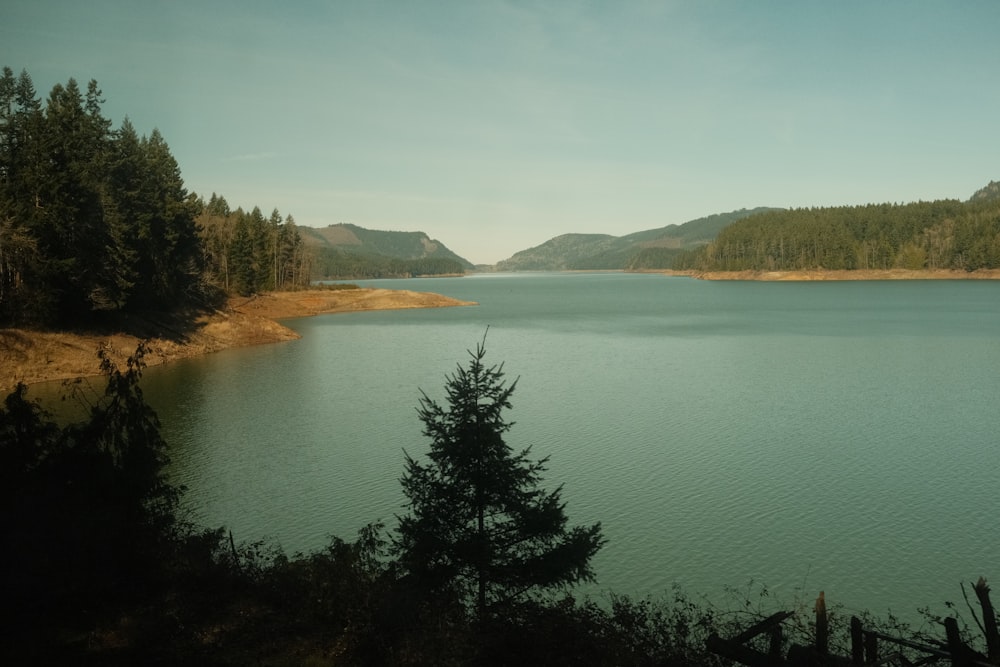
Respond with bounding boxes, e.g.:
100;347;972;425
4;1;999;264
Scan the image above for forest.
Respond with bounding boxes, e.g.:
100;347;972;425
0;66;318;327
669;198;1000;273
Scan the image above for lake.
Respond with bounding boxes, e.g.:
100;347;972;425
136;272;1000;619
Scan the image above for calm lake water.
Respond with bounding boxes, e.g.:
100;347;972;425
132;273;999;618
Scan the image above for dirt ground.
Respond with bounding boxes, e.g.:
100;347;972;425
0;288;475;391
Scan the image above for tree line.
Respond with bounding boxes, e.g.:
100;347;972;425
196;192;311;296
669;199;1000;272
0;67;311;326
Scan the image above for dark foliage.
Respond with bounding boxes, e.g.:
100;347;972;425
395;336;605;619
0;343;180;661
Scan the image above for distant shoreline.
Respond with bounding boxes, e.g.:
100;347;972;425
657;268;1000;281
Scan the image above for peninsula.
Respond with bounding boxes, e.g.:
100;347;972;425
0;288;476;390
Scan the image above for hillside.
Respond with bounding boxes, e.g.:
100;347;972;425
678;189;1000;274
494;208;776;271
301;223;474;278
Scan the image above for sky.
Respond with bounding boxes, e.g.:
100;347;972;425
4;1;1000;265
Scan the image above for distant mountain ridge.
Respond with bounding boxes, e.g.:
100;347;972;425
296;178;999;277
300;223;474;279
300;223;473;267
494;208;779;271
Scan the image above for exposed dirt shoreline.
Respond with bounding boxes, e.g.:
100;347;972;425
1;288;476;391
660;268;1000;281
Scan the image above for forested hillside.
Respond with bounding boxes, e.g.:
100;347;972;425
495;208;775;271
302;223;471;279
673;198;1000;272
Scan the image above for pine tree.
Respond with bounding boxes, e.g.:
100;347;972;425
395;336;605;619
134;128;201;307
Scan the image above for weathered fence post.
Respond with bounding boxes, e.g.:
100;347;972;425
850;616;864;665
945;616;965;667
863;630;877;665
815;591;828;656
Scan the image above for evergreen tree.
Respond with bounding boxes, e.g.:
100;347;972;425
31;78;117;319
134;127;201;307
395;337;605;619
100;117;143;303
0;68;43;322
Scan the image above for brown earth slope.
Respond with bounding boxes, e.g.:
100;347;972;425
1;288;475;390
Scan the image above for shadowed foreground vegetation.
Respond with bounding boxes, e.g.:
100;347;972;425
2;343;997;666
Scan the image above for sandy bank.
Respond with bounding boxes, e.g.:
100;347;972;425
1;288;476;390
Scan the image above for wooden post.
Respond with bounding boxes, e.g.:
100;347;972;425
850;616;864;665
816;591;828;655
945;616;964;667
864;631;877;666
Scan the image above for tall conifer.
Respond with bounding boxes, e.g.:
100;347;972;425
395;337;605;619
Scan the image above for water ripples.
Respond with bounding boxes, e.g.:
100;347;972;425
143;274;1000;617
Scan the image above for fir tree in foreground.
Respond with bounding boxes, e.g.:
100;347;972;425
395;335;605;619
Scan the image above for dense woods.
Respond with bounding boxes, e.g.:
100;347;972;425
671;199;1000;273
0;67;312;325
0;68;203;325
